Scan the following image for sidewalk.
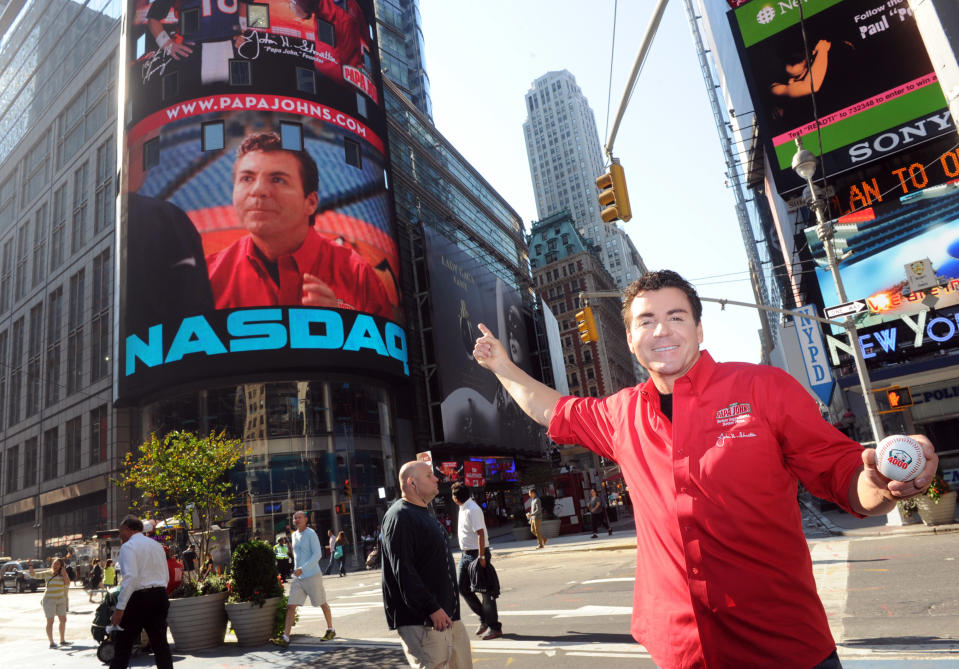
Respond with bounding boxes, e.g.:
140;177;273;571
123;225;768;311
800;495;959;538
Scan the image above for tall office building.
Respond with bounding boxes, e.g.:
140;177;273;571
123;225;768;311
522;70;646;290
374;0;433;119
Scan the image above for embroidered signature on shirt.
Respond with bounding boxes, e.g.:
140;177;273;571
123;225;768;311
715;431;757;447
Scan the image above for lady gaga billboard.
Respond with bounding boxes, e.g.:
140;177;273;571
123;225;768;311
116;0;406;403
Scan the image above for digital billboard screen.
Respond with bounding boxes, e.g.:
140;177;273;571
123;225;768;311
117;0;406;403
423;226;544;453
731;0;949;196
805;184;959;321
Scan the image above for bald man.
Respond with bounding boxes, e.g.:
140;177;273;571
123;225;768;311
380;461;472;668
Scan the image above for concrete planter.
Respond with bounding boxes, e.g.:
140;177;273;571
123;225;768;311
539;518;562;538
916;490;957;526
168;591;228;652
512;526;533;541
225;596;282;647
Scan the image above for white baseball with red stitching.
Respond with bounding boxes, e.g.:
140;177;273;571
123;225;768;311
875;435;925;482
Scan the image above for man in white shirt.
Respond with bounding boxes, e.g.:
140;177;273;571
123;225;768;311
451;482;502;640
109;515;171;669
283;510;336;644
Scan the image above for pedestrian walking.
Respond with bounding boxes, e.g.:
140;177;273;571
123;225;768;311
332;531;347;577
282;510;335;644
323;529;336;575
381;461;472;669
103;559;117;588
525;489;547;548
109;515;172;669
87;559;103;602
451;482;503;640
181;544;198;582
42;558;71;648
274;537;292;582
587;488;611;538
473;269;940;669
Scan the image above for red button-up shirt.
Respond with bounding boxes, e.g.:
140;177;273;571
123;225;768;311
549;351;864;669
206;230;393;318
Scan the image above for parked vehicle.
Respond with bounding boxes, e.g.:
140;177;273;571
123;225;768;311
0;559;46;592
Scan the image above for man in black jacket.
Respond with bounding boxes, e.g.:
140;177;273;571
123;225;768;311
381;461;472;668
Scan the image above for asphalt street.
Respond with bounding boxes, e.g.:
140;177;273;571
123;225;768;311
1;506;956;668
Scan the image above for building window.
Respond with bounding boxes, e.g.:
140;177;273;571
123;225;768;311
22;133;50;206
356;93;368;118
23;437;38;488
229;60;251;86
162;71;179;100
0;238;11;314
94;139;114;234
14;223;28;302
50;184;67;270
202;121;225;151
43;427;57;481
26;302;42;417
0;330;6;426
65;416;82;474
0;175;16;231
45;287;63;406
344;138;361;168
8;318;24;427
67;270;84;395
71;162;88;255
32;203;47;288
295;67;316;95
247;3;269;28
280;122;303;151
5;444;19;493
181;7;200;34
143;137;160;171
91;250;111;381
316;18;334;45
56;61;115;169
90;404;107;465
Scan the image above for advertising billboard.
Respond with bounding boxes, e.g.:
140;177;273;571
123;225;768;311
117;0;405;403
804;184;959;322
423;226;544;453
731;0;949;196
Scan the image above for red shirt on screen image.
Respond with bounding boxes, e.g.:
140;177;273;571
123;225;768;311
206;229;393;318
548;351;864;669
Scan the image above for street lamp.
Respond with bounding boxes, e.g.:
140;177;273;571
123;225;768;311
792;138;885;446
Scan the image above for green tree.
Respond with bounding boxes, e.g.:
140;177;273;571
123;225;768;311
116;430;244;559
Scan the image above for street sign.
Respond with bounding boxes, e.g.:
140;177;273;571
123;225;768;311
794;305;835;405
824;300;868;320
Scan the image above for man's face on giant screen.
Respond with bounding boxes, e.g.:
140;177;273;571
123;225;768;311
233;149;318;246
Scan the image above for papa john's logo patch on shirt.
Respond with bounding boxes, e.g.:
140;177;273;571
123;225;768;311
715;402;752;428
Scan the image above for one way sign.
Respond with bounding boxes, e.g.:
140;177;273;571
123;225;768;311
824;300;868;320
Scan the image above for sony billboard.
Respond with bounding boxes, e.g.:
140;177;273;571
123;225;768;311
116;0;406;403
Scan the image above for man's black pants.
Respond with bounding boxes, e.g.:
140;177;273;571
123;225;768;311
457;548;500;632
110;586;173;669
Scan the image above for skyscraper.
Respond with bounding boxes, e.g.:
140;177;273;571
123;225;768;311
374;0;433;119
522;70;646;290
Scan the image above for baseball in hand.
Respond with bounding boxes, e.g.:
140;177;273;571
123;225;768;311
875;435;925;482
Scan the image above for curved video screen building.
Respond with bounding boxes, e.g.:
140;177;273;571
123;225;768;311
117;0;405;541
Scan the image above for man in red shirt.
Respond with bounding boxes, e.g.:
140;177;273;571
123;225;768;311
206;132;392;318
472;269;939;669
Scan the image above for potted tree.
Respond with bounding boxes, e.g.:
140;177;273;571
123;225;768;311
224;540;284;646
115;430;245;651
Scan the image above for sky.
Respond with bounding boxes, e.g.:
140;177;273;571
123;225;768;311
416;0;765;365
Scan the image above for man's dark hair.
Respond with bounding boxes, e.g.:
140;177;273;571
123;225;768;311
621;269;703;328
451;482;471;503
233;132;320;216
120;515;144;532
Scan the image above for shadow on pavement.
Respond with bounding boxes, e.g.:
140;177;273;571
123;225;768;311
843;636;958;648
499;631;636;644
285;645;408;668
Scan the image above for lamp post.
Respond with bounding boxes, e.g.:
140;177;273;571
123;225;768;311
791;138;885;446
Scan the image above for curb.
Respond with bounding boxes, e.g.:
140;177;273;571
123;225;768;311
799;497;959;537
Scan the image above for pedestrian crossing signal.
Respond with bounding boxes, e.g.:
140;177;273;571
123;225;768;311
873;386;912;414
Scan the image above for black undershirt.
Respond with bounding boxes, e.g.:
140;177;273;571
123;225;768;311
659;393;673;422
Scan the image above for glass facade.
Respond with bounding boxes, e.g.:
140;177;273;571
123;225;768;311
142;379;397;543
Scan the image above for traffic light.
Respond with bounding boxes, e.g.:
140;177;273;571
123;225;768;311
344;479;352;499
576;306;598;344
873;386;913;413
335;503;348;514
595;161;632;223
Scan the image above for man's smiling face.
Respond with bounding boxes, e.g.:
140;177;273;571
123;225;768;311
626;286;703;393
